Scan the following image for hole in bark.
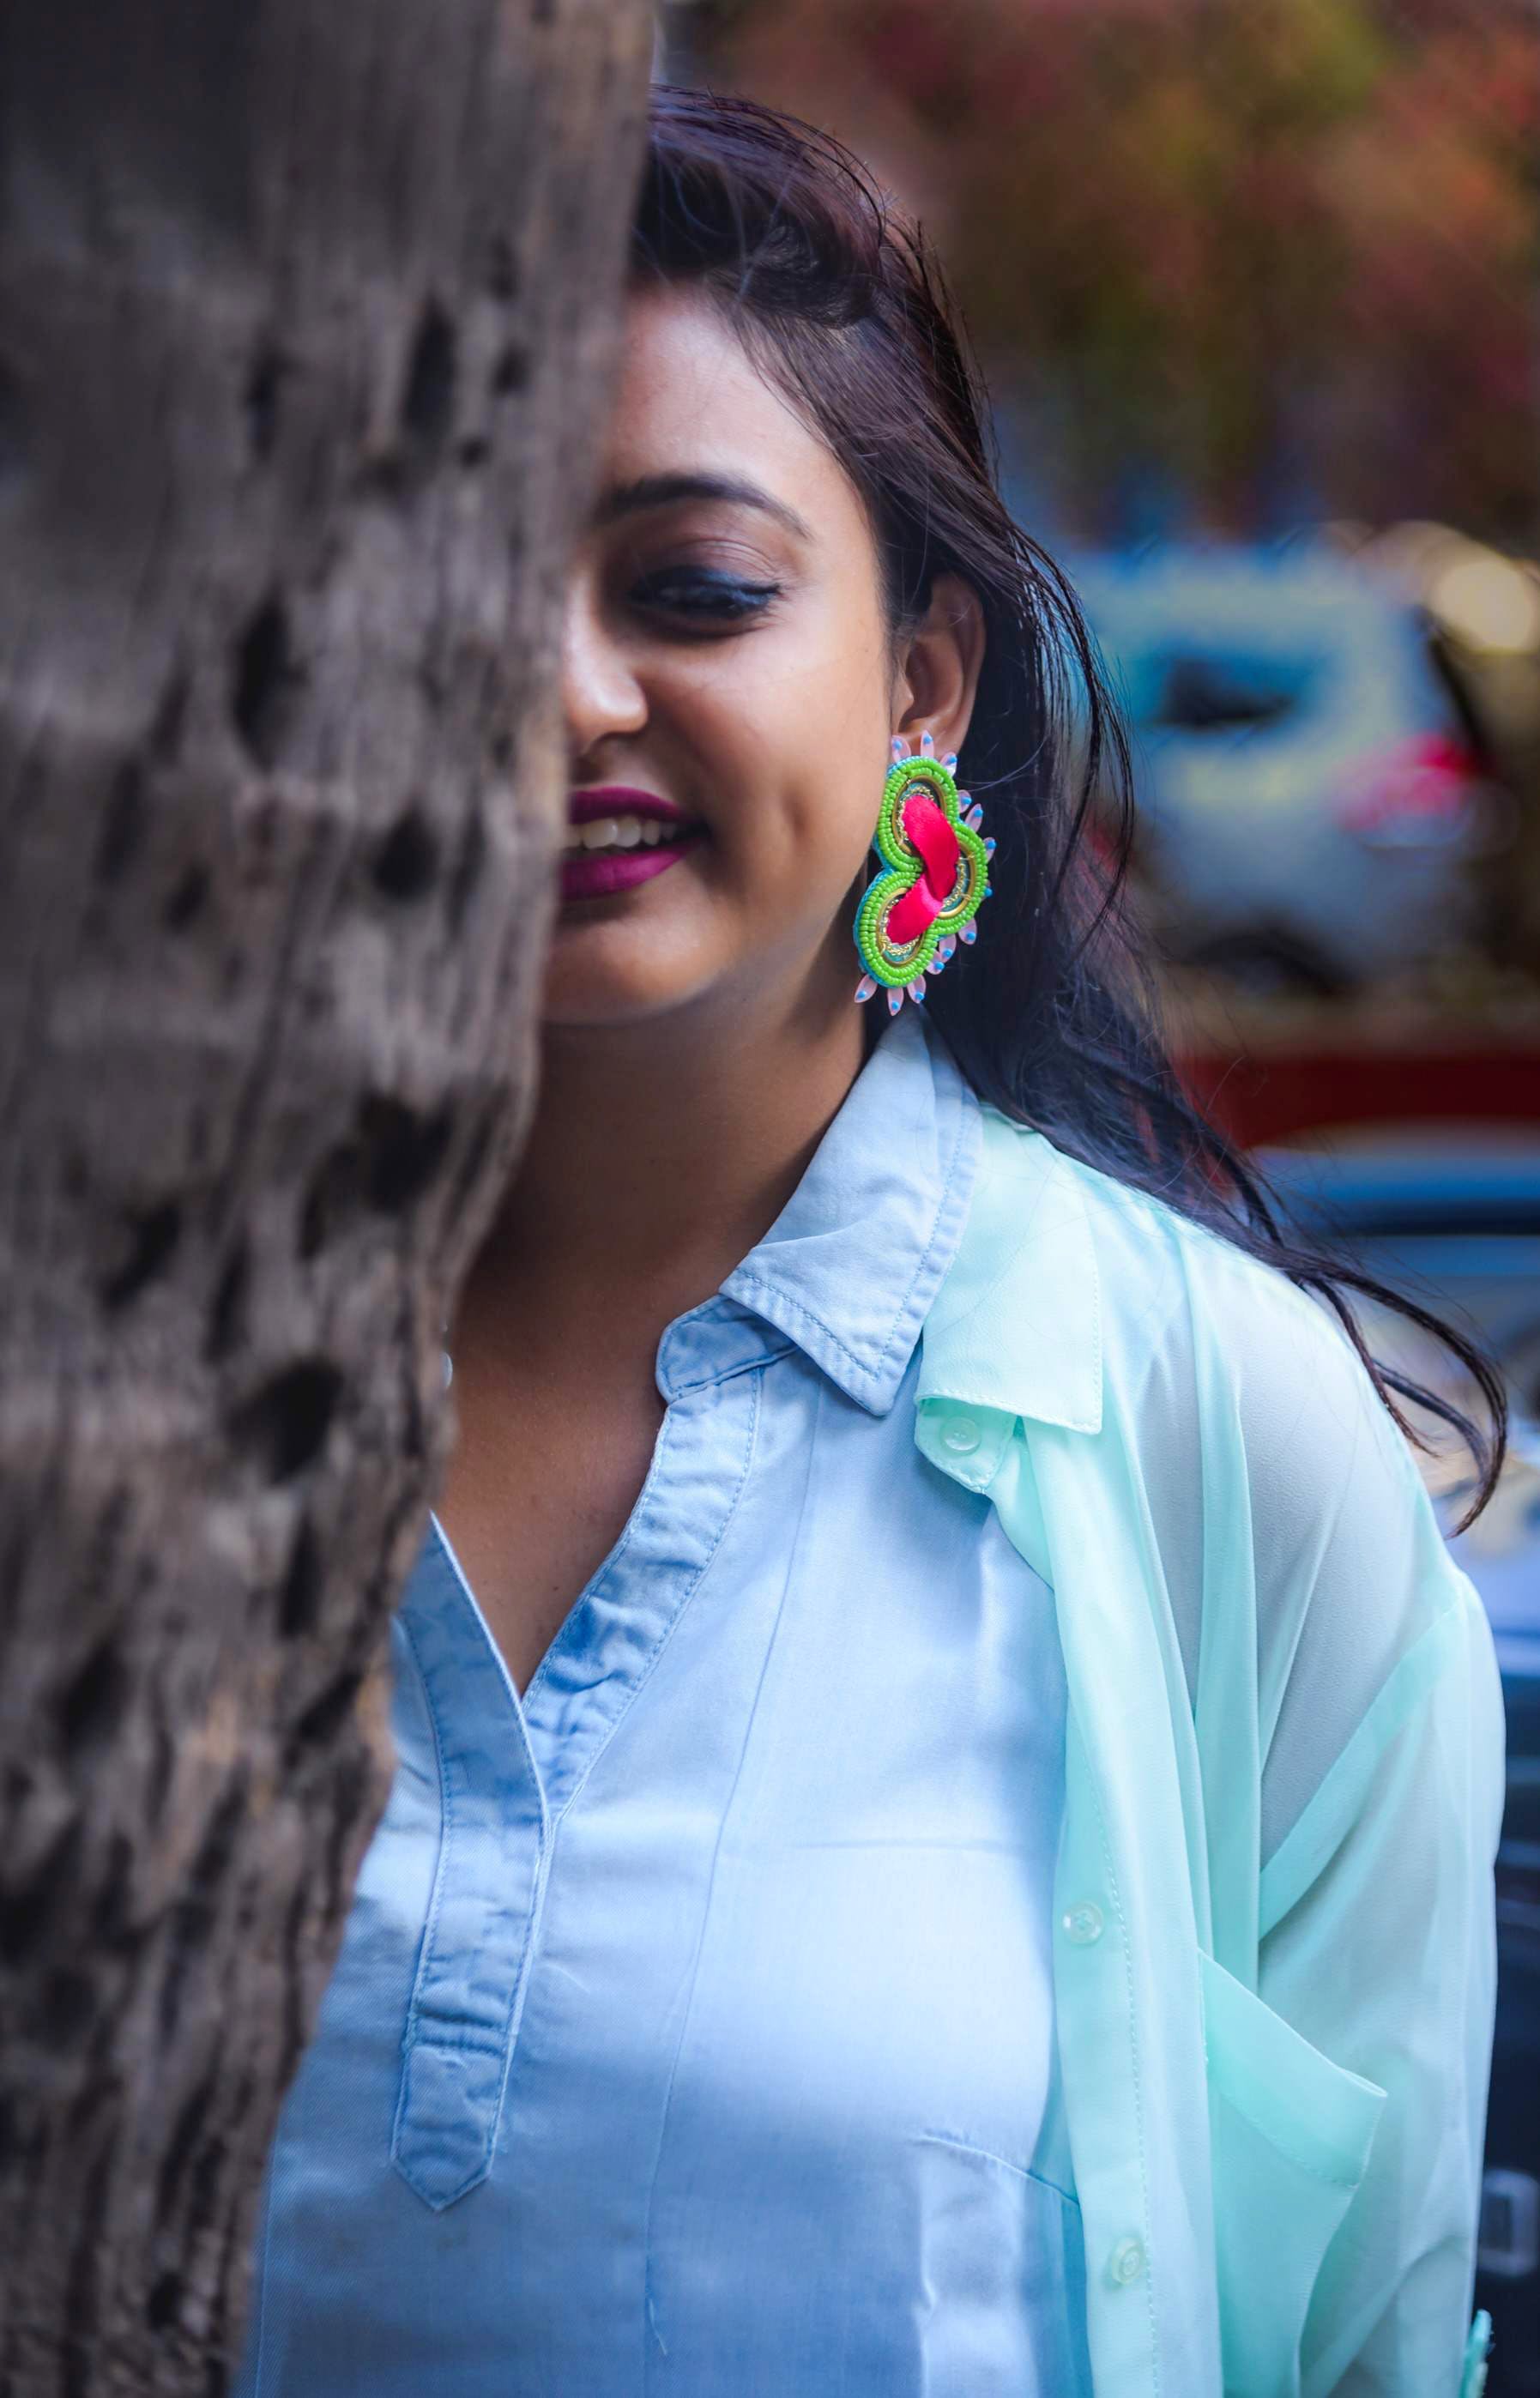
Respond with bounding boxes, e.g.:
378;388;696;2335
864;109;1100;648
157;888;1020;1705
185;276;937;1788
163;861;210;931
228;1361;342;1483
486;233;518;299
491;343;528;396
34;1968;95;2050
0;1819;82;1957
156;2074;217;2220
150;668;190;764
244;341;287;462
77;1486;130;1616
57;1638;130;1753
231;593;299;770
292;1664;363;1749
206;1236;251;1363
94;758;146;884
159;1778;248;2049
188;2125;232;2258
298;1141;357;1260
300;1096;452;1256
63;2142;112;2398
94;1832;139;1948
148;2272;182;2332
148;1720;176;1826
456;434;489;468
361;1096;453;1212
447;806;486;935
279;1516;322;1639
401;299;456;453
0;356;28;488
371;806;439;902
100;1199;182;1311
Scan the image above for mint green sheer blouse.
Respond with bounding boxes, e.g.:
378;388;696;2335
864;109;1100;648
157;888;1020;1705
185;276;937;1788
916;1090;1504;2395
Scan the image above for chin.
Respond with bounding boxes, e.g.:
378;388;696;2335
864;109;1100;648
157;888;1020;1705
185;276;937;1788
537;956;708;1032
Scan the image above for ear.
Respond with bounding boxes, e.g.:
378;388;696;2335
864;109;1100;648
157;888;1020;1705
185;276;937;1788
891;572;987;758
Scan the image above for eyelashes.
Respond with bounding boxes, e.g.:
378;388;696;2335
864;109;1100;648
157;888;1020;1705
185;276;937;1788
626;565;783;630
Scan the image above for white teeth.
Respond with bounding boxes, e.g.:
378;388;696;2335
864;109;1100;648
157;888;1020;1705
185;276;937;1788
568;813;688;853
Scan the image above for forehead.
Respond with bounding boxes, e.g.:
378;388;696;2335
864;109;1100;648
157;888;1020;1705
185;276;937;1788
598;283;857;527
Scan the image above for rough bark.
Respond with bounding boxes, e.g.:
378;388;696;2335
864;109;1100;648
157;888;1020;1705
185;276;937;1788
0;3;650;2389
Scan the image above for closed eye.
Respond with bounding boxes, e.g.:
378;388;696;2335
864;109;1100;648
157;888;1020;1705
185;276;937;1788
628;566;782;630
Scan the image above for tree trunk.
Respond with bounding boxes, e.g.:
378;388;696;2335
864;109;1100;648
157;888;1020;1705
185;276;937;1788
0;3;649;2389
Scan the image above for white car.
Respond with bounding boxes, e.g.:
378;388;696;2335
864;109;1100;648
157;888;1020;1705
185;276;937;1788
1070;540;1501;990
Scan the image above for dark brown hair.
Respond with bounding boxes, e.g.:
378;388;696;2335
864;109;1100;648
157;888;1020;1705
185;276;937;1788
633;84;1507;1523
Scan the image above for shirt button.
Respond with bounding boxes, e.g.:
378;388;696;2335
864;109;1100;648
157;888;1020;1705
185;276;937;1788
1110;2238;1145;2286
1060;1900;1104;1946
940;1415;982;1453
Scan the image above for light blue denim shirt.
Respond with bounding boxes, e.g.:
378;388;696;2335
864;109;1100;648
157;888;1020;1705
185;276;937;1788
235;1006;1093;2397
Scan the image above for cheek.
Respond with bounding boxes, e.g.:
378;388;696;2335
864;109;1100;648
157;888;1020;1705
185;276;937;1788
704;619;892;868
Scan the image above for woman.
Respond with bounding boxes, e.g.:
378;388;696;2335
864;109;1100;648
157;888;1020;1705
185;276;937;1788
235;89;1506;2398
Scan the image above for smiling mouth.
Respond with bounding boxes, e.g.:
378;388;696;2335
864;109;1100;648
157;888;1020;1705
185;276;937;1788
563;812;700;855
558;823;708;903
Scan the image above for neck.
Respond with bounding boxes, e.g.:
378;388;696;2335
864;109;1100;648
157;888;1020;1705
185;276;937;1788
450;980;886;1375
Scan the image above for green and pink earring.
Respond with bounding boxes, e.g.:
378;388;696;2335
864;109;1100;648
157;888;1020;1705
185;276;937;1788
854;729;994;1015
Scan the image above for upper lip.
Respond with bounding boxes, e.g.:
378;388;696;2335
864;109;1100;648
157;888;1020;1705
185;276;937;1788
567;785;698;828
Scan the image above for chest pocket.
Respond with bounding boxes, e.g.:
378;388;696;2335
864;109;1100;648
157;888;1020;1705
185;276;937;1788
1200;1952;1385;2397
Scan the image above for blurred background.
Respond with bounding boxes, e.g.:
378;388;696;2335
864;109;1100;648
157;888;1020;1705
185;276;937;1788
660;2;1540;2382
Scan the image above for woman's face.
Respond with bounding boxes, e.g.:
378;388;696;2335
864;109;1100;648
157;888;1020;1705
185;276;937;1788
547;282;980;1037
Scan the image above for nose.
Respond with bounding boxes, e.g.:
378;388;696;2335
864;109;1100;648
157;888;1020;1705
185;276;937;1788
562;566;647;764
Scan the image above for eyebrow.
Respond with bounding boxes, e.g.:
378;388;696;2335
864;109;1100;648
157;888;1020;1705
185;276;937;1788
593;472;813;545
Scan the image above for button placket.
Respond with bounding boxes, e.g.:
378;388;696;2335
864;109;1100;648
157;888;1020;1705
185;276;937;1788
391;1536;548;2212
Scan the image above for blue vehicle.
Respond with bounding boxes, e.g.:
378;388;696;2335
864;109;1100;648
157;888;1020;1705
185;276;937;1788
1261;1135;1540;2392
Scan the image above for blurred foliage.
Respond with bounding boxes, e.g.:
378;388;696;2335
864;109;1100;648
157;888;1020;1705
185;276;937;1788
670;0;1540;542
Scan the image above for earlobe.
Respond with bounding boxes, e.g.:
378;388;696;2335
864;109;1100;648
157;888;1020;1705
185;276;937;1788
893;572;987;761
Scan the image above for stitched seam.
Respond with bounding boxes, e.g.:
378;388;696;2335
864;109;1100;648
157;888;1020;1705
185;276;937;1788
520;1401;685;1713
392;2023;509;2057
392;1608;454;2132
662;1334;795;1399
553;1367;763;1824
1089;1753;1161;2387
915;2130;1083;2214
470;1811;560;2213
391;1591;549;2207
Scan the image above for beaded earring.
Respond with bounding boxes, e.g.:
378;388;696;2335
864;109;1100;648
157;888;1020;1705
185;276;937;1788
853;730;994;1016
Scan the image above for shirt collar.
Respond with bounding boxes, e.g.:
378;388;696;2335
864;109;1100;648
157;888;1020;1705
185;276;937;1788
712;1006;984;1417
914;1108;1103;1435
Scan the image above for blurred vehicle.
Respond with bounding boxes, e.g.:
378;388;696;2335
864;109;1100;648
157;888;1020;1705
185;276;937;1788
1070;541;1507;994
1262;1132;1540;2395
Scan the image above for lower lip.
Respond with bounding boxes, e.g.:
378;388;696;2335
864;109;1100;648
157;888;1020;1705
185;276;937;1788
559;827;706;903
